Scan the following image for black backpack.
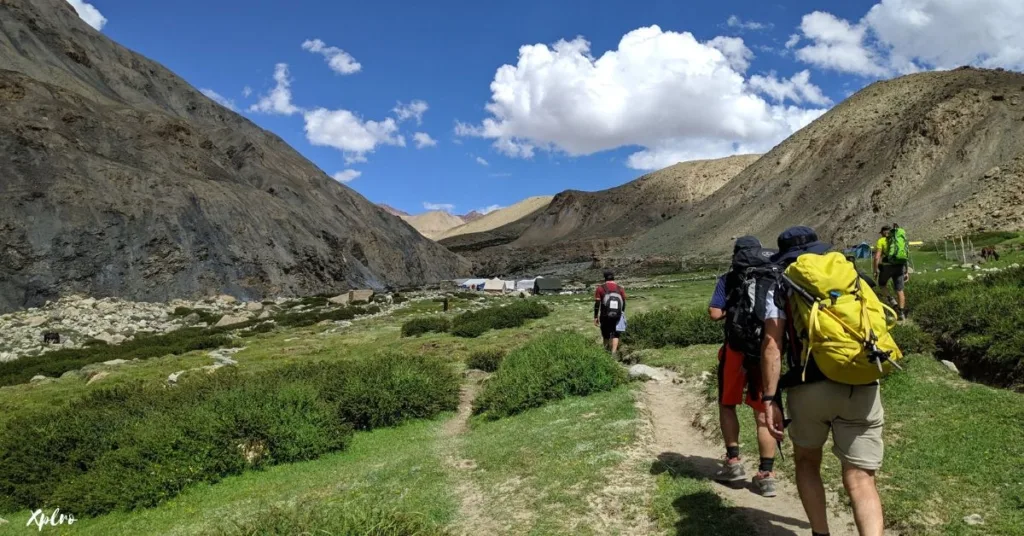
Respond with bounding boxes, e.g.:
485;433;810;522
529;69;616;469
723;248;779;364
600;283;625;321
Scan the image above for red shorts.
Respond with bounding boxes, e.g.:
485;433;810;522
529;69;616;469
717;344;766;413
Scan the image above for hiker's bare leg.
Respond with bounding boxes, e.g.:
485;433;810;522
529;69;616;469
610;337;619;355
843;464;884;536
794;445;829;534
720;405;740;450
896;290;906;310
754;410;777;459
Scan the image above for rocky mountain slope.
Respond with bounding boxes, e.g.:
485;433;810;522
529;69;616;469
444;156;758;274
378;204;410;217
437;196;555;241
0;0;467;313
629;67;1024;257
401;211;467;239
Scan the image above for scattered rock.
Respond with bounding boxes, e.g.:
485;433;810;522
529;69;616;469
940;360;960;374
60;370;82;380
984;166;1001;179
245;302;264;312
103;359;129;366
328;294;350;306
258;310;271;320
26;315;48;328
215;314;249;327
167;370;186;384
628;364;667;382
217;294;238;304
86;371;110;385
0;352;14;363
96;302;118;314
963;514;985;526
30;374;50;383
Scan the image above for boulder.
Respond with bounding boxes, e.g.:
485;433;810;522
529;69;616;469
103;359;129;366
60;370;83;380
963;514;985;526
258;310;271;320
29;374;49;383
86;371;110;385
96;302;118;314
167;370;186;384
217;294;238;304
328;294;351;306
26;315;48;328
940;360;960;374
215;314;250;327
245;302;264;312
80;297;97;308
628;364;667;382
350;289;375;303
0;352;15;363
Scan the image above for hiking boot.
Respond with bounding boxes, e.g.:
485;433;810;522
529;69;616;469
753;471;777;497
898;309;907;321
714;457;746;482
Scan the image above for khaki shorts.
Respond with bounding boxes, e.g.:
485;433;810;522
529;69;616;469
786;381;885;470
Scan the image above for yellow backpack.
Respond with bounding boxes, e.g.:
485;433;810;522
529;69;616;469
782;252;903;385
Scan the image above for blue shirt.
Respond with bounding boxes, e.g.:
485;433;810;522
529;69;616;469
709;275;727;309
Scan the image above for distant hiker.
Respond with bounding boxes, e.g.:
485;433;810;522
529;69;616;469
873;224;910;319
443;296;450;312
762;226;903;536
707;236;780;497
42;332;61;345
594;271;626;355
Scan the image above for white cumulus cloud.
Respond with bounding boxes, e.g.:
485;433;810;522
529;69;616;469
423;202;455;212
456;25;828;170
242;86;253;98
301;39;362;75
413;132;437;148
304;108;405;162
727;15;772;31
66;0;106;30
332;170;362;183
200;88;236;111
794;1;1024;76
249;63;301;115
393;100;429;124
748;70;832;105
475;156;489;166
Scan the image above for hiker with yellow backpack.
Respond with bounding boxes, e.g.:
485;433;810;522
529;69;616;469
760;227;903;536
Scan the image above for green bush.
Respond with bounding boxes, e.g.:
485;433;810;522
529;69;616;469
466;348;505;372
273;306;360;328
450;301;550;338
208;500;450;536
401;317;450;337
0;329;237;387
622;307;721;348
0;354;459;516
473;333;626;420
392;293;407;305
914;283;1024;387
889;323;935;355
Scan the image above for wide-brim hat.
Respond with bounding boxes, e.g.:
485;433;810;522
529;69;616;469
771;226;832;265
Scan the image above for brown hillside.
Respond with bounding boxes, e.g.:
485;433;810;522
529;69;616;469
402;211;466;239
630;67;1024;257
438;196;555;241
378;204;410;217
445;155;757;274
0;0;467;312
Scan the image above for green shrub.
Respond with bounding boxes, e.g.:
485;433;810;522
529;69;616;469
914;283;1024;388
273;306;359;328
0;329;236;387
450;301;550;338
466;348;505;372
0;354;458;516
890;323;935;355
473;333;626;420
209;500;450;536
392;293;407;305
622;307;721;348
401;317;450;337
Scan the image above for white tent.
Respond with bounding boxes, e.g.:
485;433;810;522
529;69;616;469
516;279;536;291
503;280;516;292
461;278;487;290
483;278;506;294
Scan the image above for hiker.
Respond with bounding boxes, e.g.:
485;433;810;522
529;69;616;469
762;226;902;536
873;224;909;319
594;270;626;355
707;236;779;497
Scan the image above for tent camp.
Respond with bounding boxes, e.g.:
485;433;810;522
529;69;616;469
483;278;506;295
503;280;516;292
461;279;487;291
845;242;872;259
516;279;536;291
533;277;563;295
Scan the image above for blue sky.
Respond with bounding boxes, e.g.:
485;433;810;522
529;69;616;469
70;0;1024;215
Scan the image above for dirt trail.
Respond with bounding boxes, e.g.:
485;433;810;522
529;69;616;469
638;368;858;536
441;373;504;536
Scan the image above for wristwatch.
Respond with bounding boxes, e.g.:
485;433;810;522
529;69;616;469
761;393;777;403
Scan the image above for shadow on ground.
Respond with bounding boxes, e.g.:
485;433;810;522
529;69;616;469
652;451;810;536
